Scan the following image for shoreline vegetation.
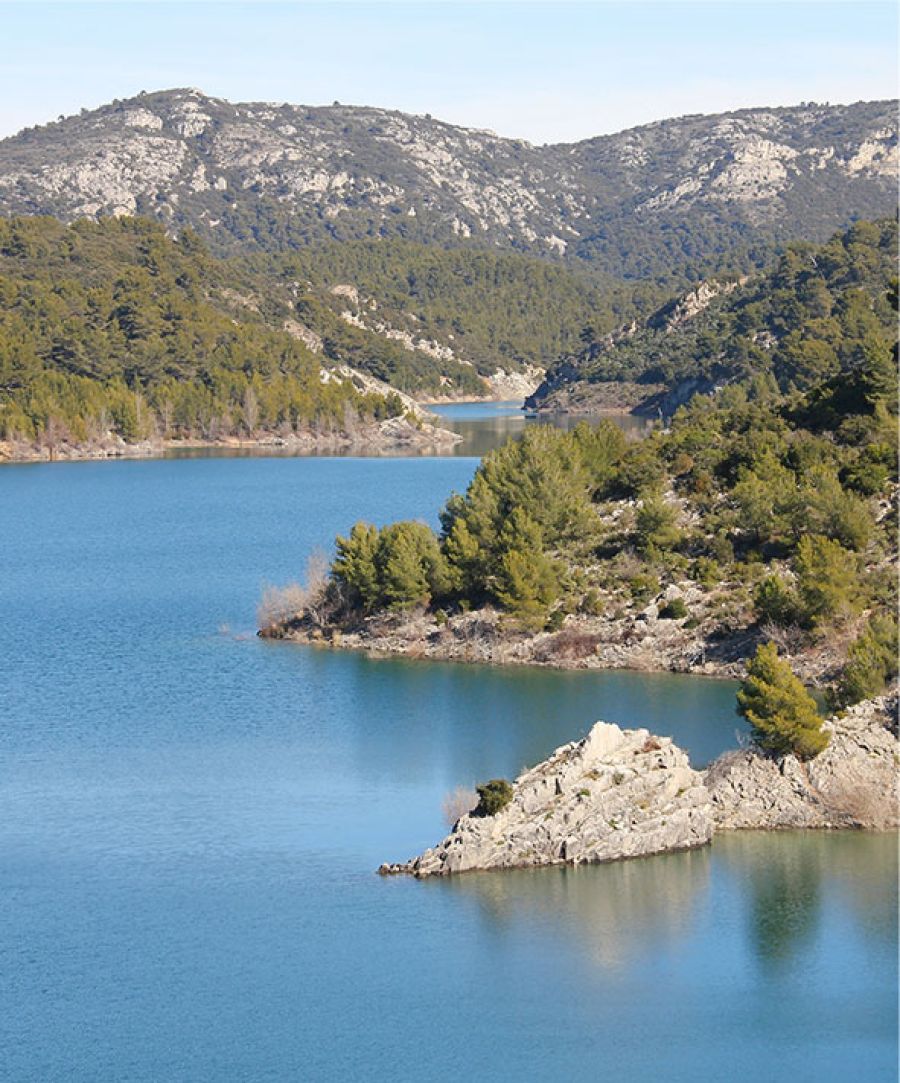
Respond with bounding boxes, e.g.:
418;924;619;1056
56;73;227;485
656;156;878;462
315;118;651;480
0;414;461;465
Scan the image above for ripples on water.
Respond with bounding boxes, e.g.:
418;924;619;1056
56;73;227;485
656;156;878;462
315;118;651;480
0;409;895;1080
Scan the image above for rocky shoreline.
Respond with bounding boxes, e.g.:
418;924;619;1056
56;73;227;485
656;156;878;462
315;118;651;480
0;415;462;465
380;694;898;878
262;585;846;685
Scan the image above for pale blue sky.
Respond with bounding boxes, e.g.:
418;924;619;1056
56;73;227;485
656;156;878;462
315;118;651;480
1;2;897;144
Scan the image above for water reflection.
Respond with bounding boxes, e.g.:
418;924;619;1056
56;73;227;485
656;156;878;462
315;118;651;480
417;831;898;985
434;847;712;972
430;399;653;457
160;401;653;462
717;831;898;969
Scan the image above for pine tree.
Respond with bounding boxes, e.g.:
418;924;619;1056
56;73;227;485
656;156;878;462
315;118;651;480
332;522;380;612
375;521;449;611
737;642;829;759
493;508;559;628
794;535;860;628
833;614;898;707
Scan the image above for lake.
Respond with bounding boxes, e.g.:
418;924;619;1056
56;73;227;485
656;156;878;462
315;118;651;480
0;417;895;1080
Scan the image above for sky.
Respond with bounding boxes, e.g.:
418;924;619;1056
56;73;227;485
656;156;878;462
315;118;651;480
0;1;897;144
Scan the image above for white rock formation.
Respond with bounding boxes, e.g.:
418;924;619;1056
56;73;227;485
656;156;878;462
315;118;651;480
706;695;899;830
378;696;898;879
0;90;894;267
381;722;713;877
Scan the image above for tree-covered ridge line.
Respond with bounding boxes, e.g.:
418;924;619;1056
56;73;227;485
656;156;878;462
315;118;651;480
263;272;898;708
529;218;898;415
0;215;670;448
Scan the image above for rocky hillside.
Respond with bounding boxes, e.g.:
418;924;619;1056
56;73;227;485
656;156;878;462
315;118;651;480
706;694;899;831
0;89;896;279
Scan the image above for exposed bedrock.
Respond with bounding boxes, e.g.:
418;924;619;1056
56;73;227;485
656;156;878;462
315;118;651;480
380;696;898;878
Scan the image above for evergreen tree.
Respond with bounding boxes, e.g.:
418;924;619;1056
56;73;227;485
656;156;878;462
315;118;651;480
737;642;829;759
794;535;860;628
833;614;898;707
634;493;681;554
332;522;380;612
375;521;450;611
493;509;560;628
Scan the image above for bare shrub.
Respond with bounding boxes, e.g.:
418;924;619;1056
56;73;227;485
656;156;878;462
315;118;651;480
442;786;478;826
303;549;331;624
760;620;808;656
257;549;333;632
539;628;600;663
257;581;309;632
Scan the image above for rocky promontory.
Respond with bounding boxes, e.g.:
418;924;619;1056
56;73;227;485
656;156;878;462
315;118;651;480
380;721;714;878
381;696;898;879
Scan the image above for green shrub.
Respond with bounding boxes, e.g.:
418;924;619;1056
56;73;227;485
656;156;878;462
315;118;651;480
579;588;604;617
754;575;801;627
635;495;682;553
629;573;660;605
692;557;722;588
659;598;689;619
473;779;514;817
709;532;735;565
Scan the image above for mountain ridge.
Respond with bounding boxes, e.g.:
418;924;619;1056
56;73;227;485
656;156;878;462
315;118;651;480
1;88;895;279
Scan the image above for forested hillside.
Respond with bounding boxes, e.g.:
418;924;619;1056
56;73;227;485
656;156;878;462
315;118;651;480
0;215;416;447
0;216;671;448
263;240;664;377
529;218;898;414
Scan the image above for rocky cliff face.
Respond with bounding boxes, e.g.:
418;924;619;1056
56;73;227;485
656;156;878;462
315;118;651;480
1;89;895;276
380;721;714;877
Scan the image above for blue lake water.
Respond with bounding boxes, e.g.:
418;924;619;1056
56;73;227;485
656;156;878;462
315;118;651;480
0;441;896;1080
428;399;651;456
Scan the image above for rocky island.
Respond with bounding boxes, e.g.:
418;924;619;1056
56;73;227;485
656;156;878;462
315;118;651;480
380;694;898;878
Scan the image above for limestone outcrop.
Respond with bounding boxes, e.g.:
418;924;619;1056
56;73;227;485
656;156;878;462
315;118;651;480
379;721;714;878
705;694;899;831
380;696;898;879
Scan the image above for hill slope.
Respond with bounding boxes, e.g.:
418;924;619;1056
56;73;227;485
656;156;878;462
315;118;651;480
527;217;898;415
0;89;896;280
0;215;433;450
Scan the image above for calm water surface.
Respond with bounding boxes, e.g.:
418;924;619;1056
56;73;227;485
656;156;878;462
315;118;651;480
429;399;651;456
0;427;896;1080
